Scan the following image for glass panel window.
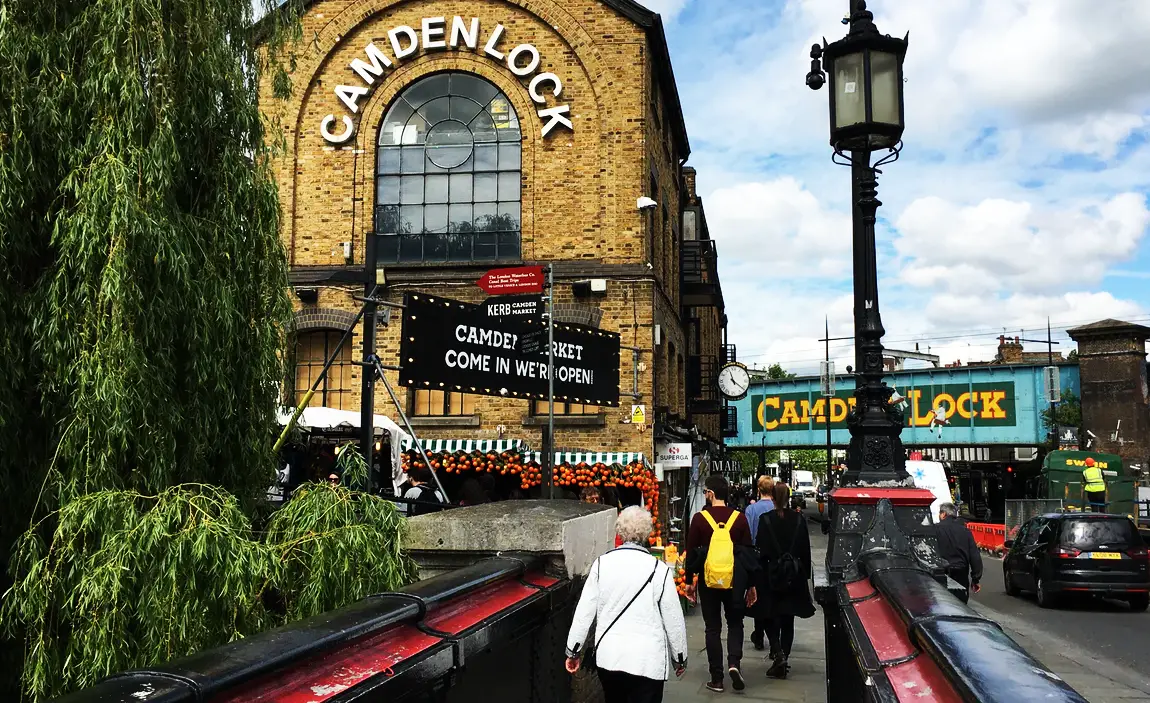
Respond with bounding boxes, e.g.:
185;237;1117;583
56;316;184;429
413;390;476;416
295;331;354;411
833;52;865;129
533;401;598;416
474;173;498;202
376;73;523;263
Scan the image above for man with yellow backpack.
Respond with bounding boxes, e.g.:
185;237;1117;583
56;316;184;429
684;475;753;693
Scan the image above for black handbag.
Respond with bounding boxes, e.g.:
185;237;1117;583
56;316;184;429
582;559;659;673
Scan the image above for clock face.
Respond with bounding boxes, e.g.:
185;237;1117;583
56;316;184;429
717;363;750;399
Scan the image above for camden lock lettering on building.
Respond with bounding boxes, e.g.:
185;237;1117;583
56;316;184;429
399;293;621;406
751;383;1016;432
321;16;573;144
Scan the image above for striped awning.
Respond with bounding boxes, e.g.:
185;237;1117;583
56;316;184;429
523;452;647;466
400;438;527;454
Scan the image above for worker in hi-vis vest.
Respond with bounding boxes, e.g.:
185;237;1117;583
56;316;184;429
1082;459;1107;513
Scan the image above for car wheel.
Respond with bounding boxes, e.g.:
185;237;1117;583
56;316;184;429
1128;593;1149;613
1036;576;1057;609
1004;568;1020;597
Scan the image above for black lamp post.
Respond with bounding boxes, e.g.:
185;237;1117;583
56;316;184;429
807;0;910;486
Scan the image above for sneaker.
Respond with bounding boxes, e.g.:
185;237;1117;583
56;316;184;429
766;656;789;680
729;667;745;691
767;646;779;661
706;679;725;692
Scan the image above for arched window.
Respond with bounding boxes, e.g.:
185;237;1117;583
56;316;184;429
294;330;354;411
375;72;522;263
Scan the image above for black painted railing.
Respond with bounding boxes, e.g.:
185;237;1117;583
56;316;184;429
819;489;1089;703
53;554;567;703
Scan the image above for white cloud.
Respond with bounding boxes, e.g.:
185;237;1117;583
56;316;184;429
1048;113;1147;160
708;178;852;278
660;1;1150;376
893;193;1150;294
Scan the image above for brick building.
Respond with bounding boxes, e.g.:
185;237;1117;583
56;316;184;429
261;0;730;494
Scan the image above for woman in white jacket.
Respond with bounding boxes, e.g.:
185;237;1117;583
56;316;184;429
564;506;689;702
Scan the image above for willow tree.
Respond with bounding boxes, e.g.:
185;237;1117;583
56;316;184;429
0;0;303;537
0;0;303;695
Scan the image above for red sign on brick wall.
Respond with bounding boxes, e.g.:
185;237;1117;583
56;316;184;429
477;266;545;295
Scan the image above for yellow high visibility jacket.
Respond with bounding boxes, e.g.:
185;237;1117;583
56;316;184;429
1083;466;1106;492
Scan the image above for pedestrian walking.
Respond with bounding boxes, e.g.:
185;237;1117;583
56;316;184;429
756;482;815;680
934;502;982;603
684;475;753;693
565;506;688;702
742;475;779;655
401;466;446;516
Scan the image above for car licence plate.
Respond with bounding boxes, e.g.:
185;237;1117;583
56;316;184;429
1089;552;1121;560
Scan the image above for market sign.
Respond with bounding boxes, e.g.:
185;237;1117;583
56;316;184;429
321;16;573;144
751;383;1016;432
656;442;692;468
399;293;620;406
483;293;542;323
478;266;545;295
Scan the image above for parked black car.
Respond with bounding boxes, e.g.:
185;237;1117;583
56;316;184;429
1003;513;1149;611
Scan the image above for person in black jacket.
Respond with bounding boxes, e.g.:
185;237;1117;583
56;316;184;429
934;502;983;603
755;482;815;680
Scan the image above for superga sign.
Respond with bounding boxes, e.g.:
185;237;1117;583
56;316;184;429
751;383;1017;432
321;16;573;144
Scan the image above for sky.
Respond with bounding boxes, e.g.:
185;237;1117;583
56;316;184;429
644;0;1150;376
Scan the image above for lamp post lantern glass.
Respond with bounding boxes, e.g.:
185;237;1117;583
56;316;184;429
819;3;908;153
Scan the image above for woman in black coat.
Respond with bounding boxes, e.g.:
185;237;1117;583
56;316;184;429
756;481;815;679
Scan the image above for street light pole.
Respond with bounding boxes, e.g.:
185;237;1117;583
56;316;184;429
807;0;910;486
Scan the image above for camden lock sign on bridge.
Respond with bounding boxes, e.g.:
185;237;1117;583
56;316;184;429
399;293;621;406
728;365;1078;449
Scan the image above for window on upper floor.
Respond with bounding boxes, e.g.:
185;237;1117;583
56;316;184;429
412;390;476;417
294;331;354;411
375;72;522;264
531;400;598;416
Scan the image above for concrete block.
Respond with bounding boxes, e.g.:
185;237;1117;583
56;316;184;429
404;500;616;579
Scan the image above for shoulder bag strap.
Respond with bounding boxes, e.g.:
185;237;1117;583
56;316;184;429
594;558;659;651
786;512;803;552
766;513;785;555
701;510;720;529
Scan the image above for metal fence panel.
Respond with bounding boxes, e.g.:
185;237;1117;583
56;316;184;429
1005;499;1065;533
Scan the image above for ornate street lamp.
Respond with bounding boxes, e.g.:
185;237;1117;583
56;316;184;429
806;0;910;485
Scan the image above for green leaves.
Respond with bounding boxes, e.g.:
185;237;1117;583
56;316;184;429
3;484;416;700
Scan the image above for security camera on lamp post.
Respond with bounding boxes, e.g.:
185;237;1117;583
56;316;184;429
806;0;909;485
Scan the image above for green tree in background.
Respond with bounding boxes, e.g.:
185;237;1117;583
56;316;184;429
765;363;795;379
1041;390;1083;448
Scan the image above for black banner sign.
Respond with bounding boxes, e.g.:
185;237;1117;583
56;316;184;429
482;294;542;323
399;293;621;407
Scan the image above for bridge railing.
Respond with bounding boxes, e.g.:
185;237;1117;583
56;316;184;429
818;487;1088;703
52;553;572;703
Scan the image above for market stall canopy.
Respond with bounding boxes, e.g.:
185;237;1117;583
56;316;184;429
277;407;409;438
522;451;647;466
276;407;410;486
400;438;528;454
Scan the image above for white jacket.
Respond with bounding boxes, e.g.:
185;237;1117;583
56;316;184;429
565;544;688;681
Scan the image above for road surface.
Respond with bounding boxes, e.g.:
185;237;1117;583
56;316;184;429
971;552;1150;696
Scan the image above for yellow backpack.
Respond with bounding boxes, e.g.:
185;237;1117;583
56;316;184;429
701;511;737;589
